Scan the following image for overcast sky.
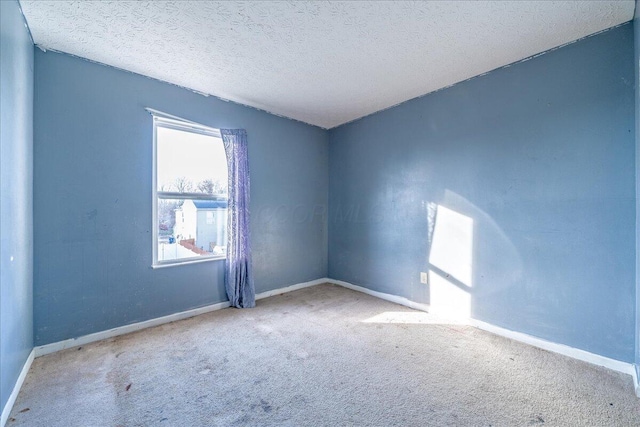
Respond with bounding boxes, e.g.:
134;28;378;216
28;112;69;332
157;126;228;191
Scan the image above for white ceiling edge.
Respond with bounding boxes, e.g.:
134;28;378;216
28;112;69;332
20;1;635;129
337;21;635;129
33;44;318;129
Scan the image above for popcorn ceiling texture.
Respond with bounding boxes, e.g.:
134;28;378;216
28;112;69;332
20;1;634;129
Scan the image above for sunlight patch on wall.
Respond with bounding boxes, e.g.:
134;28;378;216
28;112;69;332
428;205;473;320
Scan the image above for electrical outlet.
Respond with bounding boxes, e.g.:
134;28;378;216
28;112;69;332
420;272;428;284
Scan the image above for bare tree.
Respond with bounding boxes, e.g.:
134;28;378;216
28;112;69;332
158;199;180;234
197;179;215;194
197;179;227;195
173;176;194;193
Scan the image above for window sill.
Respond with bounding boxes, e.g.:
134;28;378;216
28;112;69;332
151;256;226;269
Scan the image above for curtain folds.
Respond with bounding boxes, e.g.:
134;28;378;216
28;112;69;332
221;129;255;308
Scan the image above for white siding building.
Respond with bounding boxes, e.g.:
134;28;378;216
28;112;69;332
173;199;227;254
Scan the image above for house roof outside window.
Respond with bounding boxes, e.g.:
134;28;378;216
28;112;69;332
192;200;227;209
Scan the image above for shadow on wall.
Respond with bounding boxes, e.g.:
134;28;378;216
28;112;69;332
424;190;523;321
362;190;523;324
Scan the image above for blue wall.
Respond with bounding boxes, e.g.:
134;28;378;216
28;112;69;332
329;24;635;362
33;51;328;345
22;7;640;367
0;0;34;414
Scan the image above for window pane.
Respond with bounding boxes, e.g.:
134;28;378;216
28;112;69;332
157;198;227;262
156;126;228;195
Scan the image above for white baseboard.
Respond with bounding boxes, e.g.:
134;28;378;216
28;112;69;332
634;365;640;397
329;279;431;312
30;276;638;397
1;349;34;427
35;278;328;358
35;300;232;357
325;278;637;383
256;278;328;300
469;318;636;377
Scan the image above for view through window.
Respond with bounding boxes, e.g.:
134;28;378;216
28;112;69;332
154;119;228;264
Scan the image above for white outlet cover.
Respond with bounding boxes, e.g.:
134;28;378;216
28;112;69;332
420;272;428;284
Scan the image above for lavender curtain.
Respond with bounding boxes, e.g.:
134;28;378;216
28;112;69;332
221;129;255;308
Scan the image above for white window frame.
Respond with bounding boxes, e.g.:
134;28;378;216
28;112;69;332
151;112;227;268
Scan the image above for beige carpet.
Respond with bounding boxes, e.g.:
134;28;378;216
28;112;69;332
8;283;639;426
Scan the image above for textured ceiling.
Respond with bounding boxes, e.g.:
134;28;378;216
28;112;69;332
20;1;634;129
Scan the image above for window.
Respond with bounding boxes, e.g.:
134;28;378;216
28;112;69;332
152;115;228;266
